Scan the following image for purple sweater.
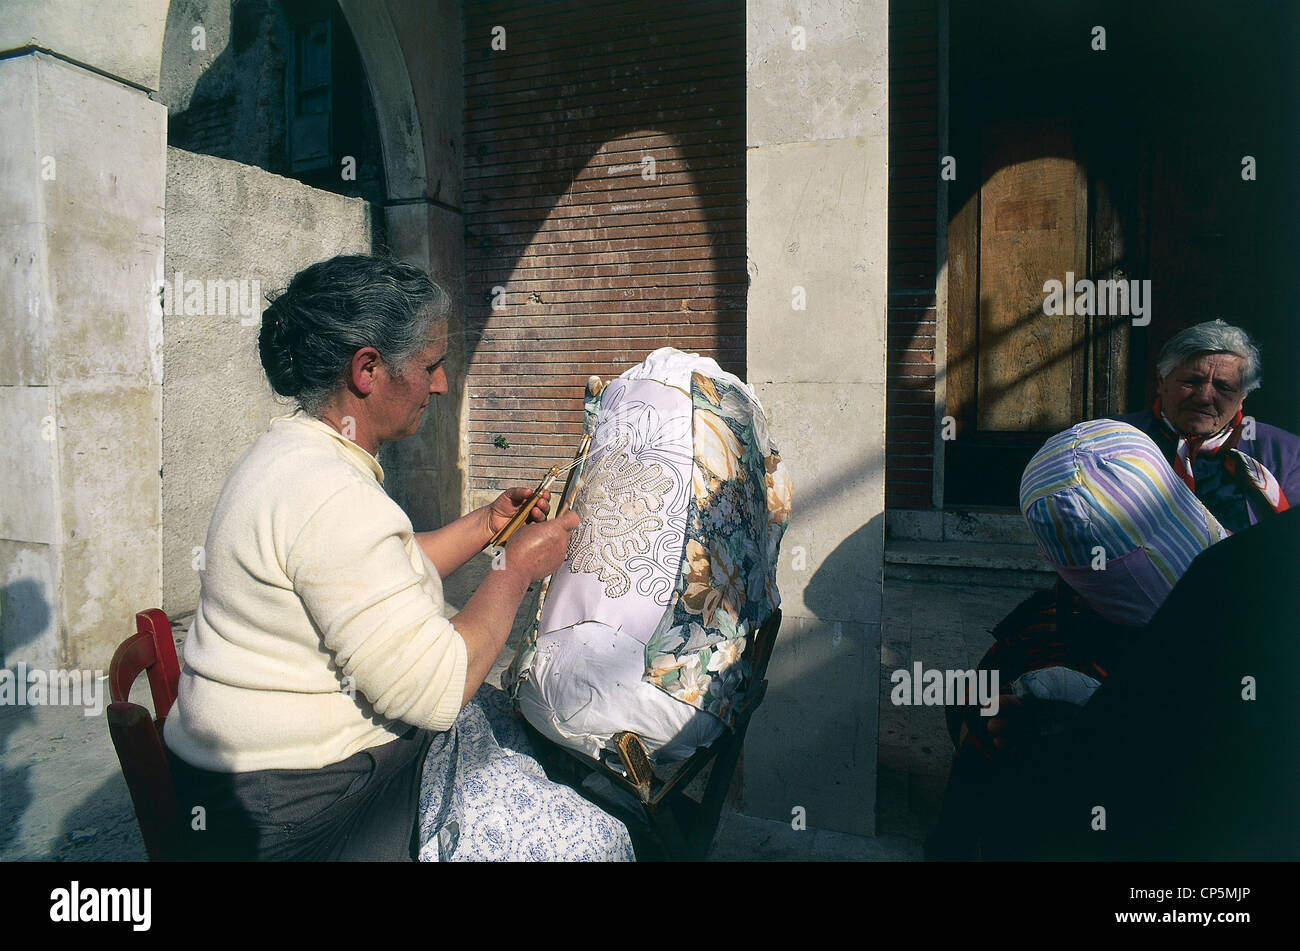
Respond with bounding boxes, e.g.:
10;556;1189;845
1118;409;1300;526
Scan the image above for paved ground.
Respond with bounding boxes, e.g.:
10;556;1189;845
877;580;1027;845
0;558;1031;862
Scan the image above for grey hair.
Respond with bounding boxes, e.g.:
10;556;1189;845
1156;319;1262;394
258;255;450;415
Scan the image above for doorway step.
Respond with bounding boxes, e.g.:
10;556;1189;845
884;509;1055;590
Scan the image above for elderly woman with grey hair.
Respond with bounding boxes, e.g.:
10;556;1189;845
1118;318;1298;532
164;254;633;861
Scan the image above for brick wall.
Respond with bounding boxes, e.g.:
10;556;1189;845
462;0;745;491
886;0;939;509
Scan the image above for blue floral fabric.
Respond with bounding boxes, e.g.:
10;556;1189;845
643;372;791;722
416;684;635;862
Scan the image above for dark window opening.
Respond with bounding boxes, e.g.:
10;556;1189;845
164;0;387;211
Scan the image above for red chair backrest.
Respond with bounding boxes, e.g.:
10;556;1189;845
109;608;179;719
106;609;181;860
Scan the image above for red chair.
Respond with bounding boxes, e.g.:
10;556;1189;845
106;608;181;861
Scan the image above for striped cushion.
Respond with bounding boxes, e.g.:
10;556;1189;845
1020;419;1228;592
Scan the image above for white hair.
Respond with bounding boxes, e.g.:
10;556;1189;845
1156;319;1262;394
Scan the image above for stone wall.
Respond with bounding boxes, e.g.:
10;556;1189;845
160;147;372;618
0;0;459;670
356;0;467;531
0;51;167;670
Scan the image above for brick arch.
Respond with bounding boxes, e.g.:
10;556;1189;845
459;0;746;499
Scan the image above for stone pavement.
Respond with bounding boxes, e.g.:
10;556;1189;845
0;556;1032;862
877;580;1030;845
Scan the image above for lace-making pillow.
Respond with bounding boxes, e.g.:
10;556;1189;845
508;348;792;762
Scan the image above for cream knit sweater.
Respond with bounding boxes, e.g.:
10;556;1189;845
163;412;468;772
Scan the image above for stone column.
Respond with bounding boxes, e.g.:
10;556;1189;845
0;4;169;669
744;0;889;835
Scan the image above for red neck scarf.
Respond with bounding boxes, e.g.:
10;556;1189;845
1152;398;1288;516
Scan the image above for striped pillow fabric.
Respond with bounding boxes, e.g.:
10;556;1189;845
1020;419;1228;598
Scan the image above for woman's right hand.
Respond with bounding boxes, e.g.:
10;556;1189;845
456;509;581;708
496;510;580;580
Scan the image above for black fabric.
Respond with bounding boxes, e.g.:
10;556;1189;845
1187;451;1251;532
927;582;1139;860
168;727;436;861
1002;507;1300;860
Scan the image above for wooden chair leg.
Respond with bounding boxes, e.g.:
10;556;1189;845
647;800;696;862
689;729;747;858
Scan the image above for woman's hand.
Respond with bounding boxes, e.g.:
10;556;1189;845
454;509;580;706
497;511;579;581
486;486;553;536
958;694;1031;762
416;486;553;579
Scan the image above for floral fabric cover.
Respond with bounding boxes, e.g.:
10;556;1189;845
416;684;635;862
508;348;792;751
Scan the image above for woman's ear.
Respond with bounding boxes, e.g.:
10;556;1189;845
349;347;382;395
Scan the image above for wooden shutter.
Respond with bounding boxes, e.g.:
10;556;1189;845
463;0;745;492
286;17;332;174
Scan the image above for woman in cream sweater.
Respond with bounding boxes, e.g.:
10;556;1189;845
164;254;581;860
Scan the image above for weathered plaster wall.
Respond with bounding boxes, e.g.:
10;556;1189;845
0;51;166;669
160;147;372;618
0;0;461;669
0;0;169;91
159;0;236;116
744;0;889;836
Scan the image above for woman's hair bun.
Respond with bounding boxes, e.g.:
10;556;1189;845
258;296;302;397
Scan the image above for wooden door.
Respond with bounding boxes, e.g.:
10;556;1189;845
975;117;1088;432
945;115;1136;506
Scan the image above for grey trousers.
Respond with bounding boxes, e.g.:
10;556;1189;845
169;727;437;861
